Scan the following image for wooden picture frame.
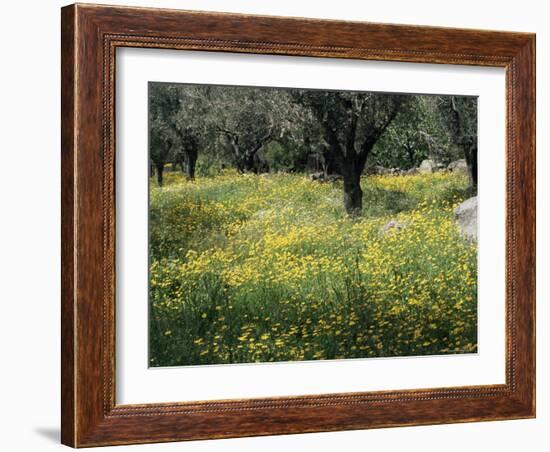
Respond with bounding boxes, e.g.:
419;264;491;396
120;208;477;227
61;3;535;447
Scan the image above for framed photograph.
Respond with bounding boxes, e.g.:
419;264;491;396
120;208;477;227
61;3;535;447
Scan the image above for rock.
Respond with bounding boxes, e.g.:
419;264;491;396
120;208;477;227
364;166;376;175
418;159;436;174
365;165;392;175
310;172;342;183
381;220;407;235
325;174;343;183
447;159;469;174
454;196;478;241
253;209;271;219
309;172;325;181
365;166;418;177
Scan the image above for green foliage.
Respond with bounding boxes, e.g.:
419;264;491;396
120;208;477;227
149;83;478;177
259;141;308;172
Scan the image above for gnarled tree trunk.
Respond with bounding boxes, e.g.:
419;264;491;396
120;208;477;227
342;169;363;215
155;162;164;187
449;96;478;189
219;126;271;174
185;149;198;180
464;142;477;189
241;152;258;173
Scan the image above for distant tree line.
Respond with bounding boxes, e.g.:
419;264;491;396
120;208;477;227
149;82;477;215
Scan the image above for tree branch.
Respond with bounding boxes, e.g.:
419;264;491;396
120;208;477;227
248;130;273;157
216;125;239;142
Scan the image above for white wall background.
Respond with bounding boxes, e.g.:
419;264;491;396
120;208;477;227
0;1;545;450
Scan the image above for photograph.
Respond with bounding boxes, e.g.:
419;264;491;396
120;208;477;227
148;82;479;367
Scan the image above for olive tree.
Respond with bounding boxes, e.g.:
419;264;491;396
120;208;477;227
372;96;444;169
149;119;173;187
438;95;478;188
149;83;206;184
294;90;406;215
211;86;306;173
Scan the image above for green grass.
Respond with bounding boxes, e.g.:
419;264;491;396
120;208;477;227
149;170;477;366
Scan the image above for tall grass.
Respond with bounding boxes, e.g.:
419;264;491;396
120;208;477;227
149;171;477;366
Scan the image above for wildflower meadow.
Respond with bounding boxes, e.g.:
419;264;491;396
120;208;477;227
149;171;477;366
